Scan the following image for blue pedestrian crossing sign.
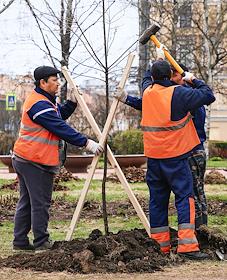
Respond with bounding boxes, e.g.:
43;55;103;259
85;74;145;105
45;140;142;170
6;92;17;111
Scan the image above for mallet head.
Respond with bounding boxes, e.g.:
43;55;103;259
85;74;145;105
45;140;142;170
139;23;161;45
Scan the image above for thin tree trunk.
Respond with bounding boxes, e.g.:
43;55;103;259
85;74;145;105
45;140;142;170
203;0;213;158
138;0;151;94
101;0;109;235
0;0;15;14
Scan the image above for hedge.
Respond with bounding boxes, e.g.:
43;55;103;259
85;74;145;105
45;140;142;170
110;129;144;155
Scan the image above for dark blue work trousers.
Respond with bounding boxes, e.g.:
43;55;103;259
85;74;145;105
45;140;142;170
146;157;194;228
12;158;54;248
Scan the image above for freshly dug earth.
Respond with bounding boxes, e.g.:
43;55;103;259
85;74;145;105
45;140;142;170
1;196;226;221
107;167;145;183
53;167;79;190
205;170;227;184
0;229;174;273
0;167;78;192
0;227;226;274
197;225;227;255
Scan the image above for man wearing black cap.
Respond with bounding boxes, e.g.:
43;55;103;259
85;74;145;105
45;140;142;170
12;66;103;251
114;56;215;259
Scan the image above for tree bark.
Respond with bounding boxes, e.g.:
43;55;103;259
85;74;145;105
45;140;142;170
101;0;109;235
203;0;213;158
0;0;15;15
138;0;151;93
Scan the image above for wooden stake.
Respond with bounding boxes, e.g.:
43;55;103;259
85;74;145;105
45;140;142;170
62;55;150;241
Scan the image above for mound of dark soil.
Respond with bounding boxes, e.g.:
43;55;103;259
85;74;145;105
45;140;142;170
205;170;227;184
53;167;78;191
0;229;174;273
197;225;227;258
1;227;226;274
108;166;145;183
0;167;78;192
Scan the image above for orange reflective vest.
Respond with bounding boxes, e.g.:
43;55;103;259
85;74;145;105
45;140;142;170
14;91;60;166
141;84;200;159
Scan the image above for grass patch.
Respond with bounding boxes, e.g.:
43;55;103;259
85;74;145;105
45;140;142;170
0;179;15;187
0;161;6;168
57;179;148;202
205;184;227;201
1;179;226;258
0;216;143;257
207;159;227;168
168;215;227;235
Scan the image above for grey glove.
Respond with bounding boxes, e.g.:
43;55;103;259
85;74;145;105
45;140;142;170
113;89;128;103
156;43;168;60
182;71;196;83
85;139;104;156
67;88;78;103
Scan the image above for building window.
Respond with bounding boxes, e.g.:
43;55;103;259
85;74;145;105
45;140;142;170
176;36;194;69
179;5;192;28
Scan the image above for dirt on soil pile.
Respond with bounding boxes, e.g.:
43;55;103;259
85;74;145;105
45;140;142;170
0;229;174;273
108;166;146;183
1;197;226;222
0;227;226;274
0;167;78;192
205;170;227;184
53;167;79;191
197;225;227;259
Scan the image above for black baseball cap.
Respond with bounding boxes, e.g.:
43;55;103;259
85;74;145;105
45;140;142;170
34;66;61;81
151;60;171;80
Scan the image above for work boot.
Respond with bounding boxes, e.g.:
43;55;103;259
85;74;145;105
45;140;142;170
178;251;210;260
35;240;53;252
13;243;35;251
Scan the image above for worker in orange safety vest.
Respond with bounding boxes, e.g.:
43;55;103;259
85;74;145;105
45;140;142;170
12;66;103;252
114;60;215;260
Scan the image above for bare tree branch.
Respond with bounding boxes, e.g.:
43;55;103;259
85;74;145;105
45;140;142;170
0;0;15;15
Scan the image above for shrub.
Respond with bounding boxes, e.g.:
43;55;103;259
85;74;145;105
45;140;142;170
209;156;223;161
0;132;16;154
209;141;227;159
110;129;144;155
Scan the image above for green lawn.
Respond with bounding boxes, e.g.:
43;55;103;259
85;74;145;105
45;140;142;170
0;178;226;257
1;214;226;258
207;159;227;168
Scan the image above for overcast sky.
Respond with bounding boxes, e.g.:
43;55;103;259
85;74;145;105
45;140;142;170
0;0;139;84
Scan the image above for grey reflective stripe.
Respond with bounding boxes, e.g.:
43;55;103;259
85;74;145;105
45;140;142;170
178;238;198;245
20;135;59;146
21;123;47;133
178;223;195;230
141;114;192;132
33;108;56;120
151;226;169;233
159;241;170;247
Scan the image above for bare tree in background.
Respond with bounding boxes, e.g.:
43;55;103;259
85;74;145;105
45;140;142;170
24;0;139;234
24;0;76;101
0;0;15;15
147;0;227;154
137;0;151;92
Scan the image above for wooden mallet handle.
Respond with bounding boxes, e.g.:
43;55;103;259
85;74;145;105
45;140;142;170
150;35;185;76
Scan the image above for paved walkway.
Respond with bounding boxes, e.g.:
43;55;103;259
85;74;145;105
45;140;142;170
0;167;115;180
0;167;227;180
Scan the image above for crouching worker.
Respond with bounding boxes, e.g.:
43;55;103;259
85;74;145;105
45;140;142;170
12;66;103;251
114;60;215;260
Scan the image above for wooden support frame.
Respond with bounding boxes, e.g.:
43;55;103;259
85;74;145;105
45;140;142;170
62;54;150;241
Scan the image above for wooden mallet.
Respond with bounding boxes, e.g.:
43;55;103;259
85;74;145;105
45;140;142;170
139;23;185;76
